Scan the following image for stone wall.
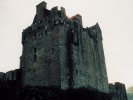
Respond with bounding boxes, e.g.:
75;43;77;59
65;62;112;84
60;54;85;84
21;4;67;87
109;82;128;100
72;23;109;93
0;69;21;88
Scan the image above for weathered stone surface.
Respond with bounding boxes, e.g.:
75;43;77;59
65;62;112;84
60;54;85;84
109;82;128;100
20;1;109;93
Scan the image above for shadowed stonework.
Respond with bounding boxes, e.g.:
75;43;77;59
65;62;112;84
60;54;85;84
21;1;108;93
109;82;128;100
0;1;127;100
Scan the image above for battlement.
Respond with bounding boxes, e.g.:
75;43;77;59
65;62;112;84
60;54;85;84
33;1;84;28
33;2;67;24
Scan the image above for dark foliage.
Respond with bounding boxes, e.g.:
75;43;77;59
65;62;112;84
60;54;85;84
0;86;111;100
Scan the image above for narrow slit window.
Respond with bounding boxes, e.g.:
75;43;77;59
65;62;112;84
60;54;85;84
34;47;37;54
33;34;37;40
34;55;37;62
33;47;37;62
45;31;47;36
52;48;54;53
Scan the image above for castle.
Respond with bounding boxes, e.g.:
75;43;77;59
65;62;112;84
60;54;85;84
0;1;127;100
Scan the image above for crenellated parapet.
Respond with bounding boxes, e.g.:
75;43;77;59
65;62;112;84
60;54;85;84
33;1;67;24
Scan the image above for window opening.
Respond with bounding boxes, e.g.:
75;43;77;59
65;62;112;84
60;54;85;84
52;48;54;53
33;47;37;62
33;34;37;40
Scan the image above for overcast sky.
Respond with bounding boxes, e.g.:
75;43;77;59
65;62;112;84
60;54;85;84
0;0;133;88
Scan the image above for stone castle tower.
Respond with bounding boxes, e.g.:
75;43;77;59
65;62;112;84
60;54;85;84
20;1;109;93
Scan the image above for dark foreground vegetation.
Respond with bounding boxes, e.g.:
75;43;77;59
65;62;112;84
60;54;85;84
0;86;111;100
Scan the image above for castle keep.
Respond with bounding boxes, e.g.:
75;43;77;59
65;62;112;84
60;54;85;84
21;1;108;92
0;1;127;100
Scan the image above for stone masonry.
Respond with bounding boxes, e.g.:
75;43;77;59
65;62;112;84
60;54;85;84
109;82;128;100
20;1;109;93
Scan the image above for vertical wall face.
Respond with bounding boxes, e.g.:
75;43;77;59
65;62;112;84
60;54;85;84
58;26;69;89
72;23;109;93
21;4;66;87
20;2;69;87
21;24;61;87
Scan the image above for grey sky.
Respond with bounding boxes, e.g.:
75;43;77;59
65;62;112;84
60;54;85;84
0;0;133;88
